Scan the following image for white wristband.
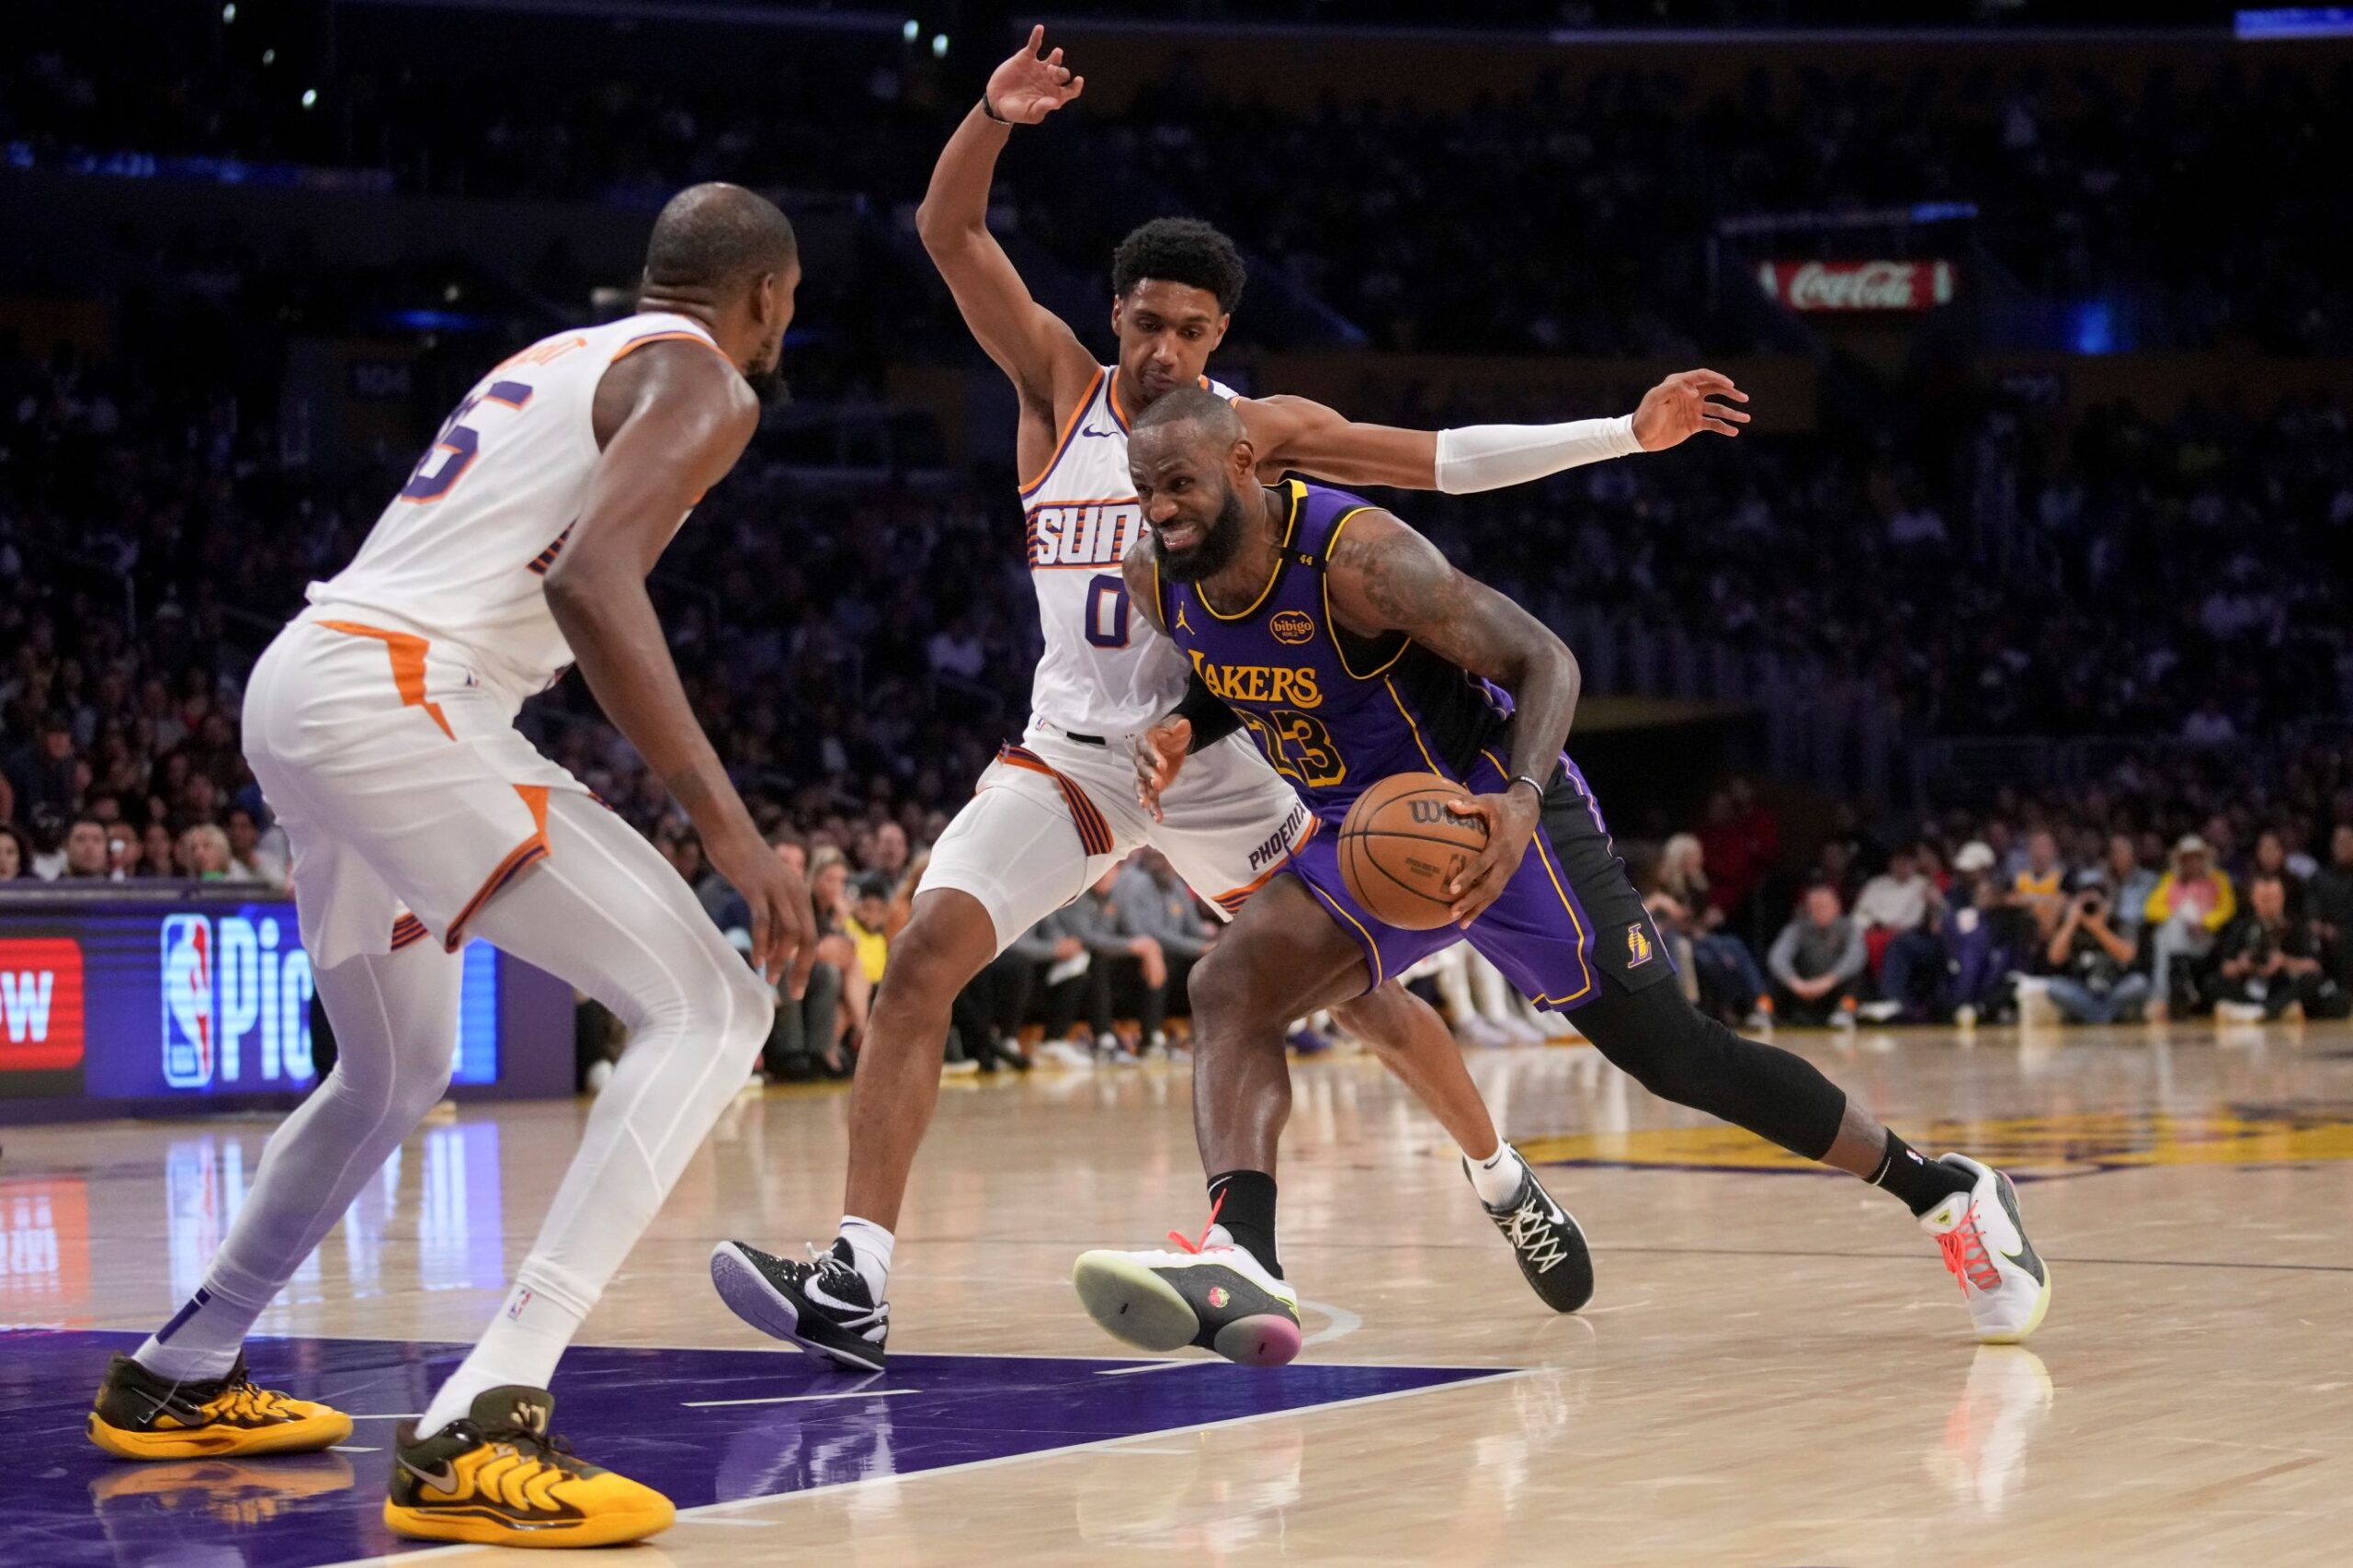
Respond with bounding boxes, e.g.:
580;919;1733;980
1433;415;1643;495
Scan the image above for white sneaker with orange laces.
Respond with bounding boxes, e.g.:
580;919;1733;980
1918;1154;2052;1344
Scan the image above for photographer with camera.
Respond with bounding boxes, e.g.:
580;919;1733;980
2042;875;2151;1025
2211;870;2340;1023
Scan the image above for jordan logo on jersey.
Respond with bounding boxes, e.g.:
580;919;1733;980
1028;502;1143;569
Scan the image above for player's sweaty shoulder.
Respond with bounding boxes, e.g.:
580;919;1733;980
591;336;756;452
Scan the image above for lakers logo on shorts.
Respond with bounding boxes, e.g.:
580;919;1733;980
1626;923;1653;968
1270;609;1316;645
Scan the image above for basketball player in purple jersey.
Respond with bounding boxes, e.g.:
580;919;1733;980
711;28;1747;1366
1071;390;2051;1364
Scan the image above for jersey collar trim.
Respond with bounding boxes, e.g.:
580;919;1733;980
1198;479;1302;624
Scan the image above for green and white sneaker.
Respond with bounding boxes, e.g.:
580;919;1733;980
1073;1231;1303;1366
1920;1154;2052;1344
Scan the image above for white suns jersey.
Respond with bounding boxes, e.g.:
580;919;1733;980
306;312;719;698
1020;366;1240;736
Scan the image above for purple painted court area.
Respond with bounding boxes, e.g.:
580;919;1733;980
0;1329;1504;1566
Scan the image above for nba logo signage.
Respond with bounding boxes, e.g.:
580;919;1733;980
161;914;316;1090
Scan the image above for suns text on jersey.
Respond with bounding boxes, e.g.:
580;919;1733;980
1027;501;1143;569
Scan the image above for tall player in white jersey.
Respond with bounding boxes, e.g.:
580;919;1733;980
711;30;1748;1369
85;185;815;1550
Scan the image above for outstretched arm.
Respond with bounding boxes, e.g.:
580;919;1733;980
915;27;1097;439
1237;369;1749;492
1324;509;1582;924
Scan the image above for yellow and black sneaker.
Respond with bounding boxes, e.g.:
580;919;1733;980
383;1385;675;1548
87;1352;353;1460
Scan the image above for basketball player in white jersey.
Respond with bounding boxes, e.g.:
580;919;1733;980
710;29;1747;1368
85;185;814;1549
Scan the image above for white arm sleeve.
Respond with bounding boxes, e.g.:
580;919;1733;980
1433;415;1643;495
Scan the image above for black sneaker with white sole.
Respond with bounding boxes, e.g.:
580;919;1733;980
1470;1159;1595;1313
709;1238;890;1371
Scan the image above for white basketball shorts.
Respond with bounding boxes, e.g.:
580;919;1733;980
920;726;1316;953
241;608;593;970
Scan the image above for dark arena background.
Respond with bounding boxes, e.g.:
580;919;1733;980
3;2;2349;1563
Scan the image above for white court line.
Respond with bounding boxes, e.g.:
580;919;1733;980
1301;1299;1362;1348
322;1368;1535;1567
682;1386;919;1409
343;1412;423;1420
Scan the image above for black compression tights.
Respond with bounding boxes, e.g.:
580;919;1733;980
1572;980;1847;1161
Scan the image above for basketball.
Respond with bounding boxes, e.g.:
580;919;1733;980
1337;772;1487;930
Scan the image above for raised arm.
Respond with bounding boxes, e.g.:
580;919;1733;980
1324;508;1582;924
914;27;1097;443
547;342;814;988
1236;369;1750;492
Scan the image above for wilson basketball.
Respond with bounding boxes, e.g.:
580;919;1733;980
1337;772;1487;930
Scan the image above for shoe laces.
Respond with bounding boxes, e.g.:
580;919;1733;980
200;1371;296;1426
1498;1195;1567;1273
801;1243;882;1315
1937;1206;2004;1294
1167;1187;1227;1255
471;1418;583;1478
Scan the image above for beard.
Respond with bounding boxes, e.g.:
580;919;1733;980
1156;483;1250;583
743;341;790;406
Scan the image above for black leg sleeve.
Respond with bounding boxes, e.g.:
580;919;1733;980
1574;978;1847;1161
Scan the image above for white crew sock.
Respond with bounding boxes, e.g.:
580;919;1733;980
134;1280;269;1381
417;1281;585;1437
1467;1142;1530;1207
839;1214;895;1299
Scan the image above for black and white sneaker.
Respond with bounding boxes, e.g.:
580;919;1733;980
710;1238;890;1371
1470;1157;1595;1313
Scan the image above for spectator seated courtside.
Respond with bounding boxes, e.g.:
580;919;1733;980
1767;884;1865;1029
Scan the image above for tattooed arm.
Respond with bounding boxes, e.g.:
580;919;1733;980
1324;509;1582;925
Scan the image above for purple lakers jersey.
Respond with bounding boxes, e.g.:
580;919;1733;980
1154;480;1512;824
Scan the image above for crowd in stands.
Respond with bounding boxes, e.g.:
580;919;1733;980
13;19;2349;358
1636;747;2353;1032
1102;58;2351;356
7;316;2353;1082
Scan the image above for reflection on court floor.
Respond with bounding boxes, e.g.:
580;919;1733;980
1520;1104;2353;1176
0;1329;1504;1566
4;1023;2347;1562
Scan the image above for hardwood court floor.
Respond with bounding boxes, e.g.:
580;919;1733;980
6;1020;2352;1565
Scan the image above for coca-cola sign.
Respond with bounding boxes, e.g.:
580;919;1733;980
1756;259;1956;312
